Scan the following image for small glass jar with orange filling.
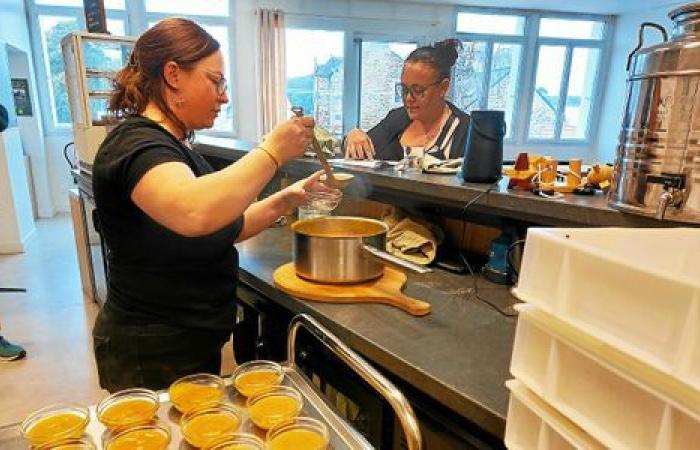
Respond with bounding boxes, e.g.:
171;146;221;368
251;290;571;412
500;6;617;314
181;402;243;449
20;404;90;448
36;436;97;450
246;386;303;430
266;417;330;450
97;388;160;430
203;432;265;450
102;422;171;450
168;373;226;413
232;360;284;398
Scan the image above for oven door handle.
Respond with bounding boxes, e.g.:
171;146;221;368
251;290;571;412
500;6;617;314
287;313;423;450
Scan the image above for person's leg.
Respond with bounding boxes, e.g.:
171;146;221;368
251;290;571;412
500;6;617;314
0;321;27;361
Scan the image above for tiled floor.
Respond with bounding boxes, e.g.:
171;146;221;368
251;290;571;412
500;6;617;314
0;214;104;426
0;214;235;426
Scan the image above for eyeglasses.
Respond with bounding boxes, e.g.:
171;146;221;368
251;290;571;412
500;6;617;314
200;69;228;96
395;80;443;100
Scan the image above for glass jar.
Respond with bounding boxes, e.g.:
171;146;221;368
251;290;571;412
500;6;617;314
297;191;343;220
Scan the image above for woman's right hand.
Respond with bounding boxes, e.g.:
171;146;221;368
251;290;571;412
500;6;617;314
264;116;315;165
344;128;375;160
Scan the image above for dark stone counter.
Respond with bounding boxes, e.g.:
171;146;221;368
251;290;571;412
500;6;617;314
195;136;691;228
235;226;518;439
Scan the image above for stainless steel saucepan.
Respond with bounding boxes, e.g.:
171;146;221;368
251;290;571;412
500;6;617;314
292;216;431;284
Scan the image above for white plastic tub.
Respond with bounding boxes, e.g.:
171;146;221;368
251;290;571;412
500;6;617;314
512;227;700;386
505;379;605;450
510;304;700;450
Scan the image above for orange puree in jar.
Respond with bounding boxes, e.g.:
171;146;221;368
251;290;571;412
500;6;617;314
248;396;301;429
215;446;258;450
234;370;281;397
26;413;85;444
106;428;169;450
169;383;223;412
100;398;157;428
269;429;327;450
182;412;240;448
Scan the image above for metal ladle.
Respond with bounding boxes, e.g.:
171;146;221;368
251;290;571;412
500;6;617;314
291;107;340;189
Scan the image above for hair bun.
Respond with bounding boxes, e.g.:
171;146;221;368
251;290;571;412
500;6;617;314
433;38;461;68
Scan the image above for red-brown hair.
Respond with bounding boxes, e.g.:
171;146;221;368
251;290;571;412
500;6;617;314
109;17;220;137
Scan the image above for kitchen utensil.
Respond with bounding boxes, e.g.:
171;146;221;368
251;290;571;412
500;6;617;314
273;263;431;316
291;107;340;189
292;217;430;284
609;5;700;222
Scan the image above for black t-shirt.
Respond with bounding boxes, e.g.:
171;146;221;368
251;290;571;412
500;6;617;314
92;116;244;331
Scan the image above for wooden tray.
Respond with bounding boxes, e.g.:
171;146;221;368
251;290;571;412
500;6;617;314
273;263;431;316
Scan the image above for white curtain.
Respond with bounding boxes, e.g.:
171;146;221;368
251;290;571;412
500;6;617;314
257;8;287;136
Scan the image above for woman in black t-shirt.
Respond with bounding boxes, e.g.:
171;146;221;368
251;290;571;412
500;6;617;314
91;18;333;392
344;39;469;161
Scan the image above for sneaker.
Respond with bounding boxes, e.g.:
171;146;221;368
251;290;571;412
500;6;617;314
0;336;26;361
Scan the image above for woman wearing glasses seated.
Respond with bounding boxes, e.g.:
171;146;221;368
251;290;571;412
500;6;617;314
344;39;469;161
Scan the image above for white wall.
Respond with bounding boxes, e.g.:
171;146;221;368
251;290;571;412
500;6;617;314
0;126;36;253
0;0;54;217
595;2;681;163
8;46;54;218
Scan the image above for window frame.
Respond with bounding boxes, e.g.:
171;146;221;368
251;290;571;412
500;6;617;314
26;0;237;136
454;7;613;148
284;14;429;136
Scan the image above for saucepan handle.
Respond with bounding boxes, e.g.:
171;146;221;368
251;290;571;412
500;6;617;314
361;244;432;274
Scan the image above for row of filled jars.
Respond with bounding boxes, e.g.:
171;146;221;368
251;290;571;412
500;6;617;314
20;360;330;449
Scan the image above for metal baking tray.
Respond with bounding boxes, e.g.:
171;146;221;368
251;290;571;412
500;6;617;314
0;314;422;449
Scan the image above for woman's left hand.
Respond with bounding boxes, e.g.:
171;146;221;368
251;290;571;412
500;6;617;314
279;170;341;214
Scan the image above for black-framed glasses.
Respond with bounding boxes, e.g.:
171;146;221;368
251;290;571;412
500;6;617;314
201;69;228;96
395;80;442;100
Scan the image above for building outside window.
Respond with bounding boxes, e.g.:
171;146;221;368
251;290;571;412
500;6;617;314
359;41;416;131
453;10;610;146
285;29;345;137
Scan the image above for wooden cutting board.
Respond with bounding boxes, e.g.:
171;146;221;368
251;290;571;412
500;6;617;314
273;263;431;316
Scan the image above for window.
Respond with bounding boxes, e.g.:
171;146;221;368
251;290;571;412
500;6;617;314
285;29;345;136
144;0;228;17
454;9;609;145
30;0;235;133
456;12;525;36
359;41;416;130
38;15;80;125
528;16;606;142
454;13;525;139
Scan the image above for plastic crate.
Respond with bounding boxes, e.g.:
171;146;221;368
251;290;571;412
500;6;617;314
512;227;700;388
505;379;605;450
510;304;700;450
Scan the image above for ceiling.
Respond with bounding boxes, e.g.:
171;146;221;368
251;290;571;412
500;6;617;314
396;0;684;15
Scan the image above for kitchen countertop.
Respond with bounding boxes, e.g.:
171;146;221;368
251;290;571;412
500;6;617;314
235;225;518;438
195;136;692;228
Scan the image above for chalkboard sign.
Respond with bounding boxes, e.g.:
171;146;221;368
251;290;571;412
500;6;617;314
83;0;107;34
11;79;32;117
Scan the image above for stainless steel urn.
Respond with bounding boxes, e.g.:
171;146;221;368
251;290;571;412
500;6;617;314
609;3;700;222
